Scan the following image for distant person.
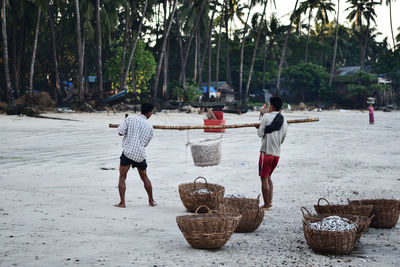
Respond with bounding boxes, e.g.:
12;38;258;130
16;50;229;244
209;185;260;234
256;97;288;210
115;103;156;208
368;104;374;124
206;108;217;120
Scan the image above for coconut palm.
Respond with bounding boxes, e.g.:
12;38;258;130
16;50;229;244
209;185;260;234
384;0;397;49
276;0;300;95
1;0;13;103
329;0;340;85
298;0;335;63
346;0;379;70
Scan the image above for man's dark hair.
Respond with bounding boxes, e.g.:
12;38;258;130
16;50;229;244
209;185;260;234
141;103;154;114
269;97;283;111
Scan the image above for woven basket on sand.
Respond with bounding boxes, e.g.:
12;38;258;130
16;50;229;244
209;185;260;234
302;220;356;255
348;199;400;228
218;195;264;233
301;207;372;243
176;205;241;249
314;198;373;217
178;177;224;213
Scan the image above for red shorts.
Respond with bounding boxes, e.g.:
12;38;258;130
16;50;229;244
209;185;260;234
259;152;280;179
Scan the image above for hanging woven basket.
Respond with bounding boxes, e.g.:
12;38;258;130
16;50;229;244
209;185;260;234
190;137;222;167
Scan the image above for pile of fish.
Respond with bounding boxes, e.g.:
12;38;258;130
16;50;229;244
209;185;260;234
194;188;210;194
225;193;247;198
308;216;356;231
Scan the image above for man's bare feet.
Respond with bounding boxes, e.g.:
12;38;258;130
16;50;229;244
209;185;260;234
114;203;126;208
260;204;271;211
149;200;157;207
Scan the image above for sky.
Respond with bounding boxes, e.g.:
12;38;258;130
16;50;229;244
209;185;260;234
251;0;400;47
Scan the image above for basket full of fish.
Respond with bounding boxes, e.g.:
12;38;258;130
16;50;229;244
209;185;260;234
189;137;222;167
302;215;357;255
179;177;224;213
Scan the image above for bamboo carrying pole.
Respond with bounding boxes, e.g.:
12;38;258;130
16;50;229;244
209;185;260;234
108;118;319;130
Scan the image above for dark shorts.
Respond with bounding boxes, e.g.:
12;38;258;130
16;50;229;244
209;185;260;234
120;153;147;170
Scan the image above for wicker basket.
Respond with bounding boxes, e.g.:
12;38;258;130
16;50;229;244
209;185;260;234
190;137;222;167
301;207;372;243
178;177;225;213
348;199;400;228
314;198;373;217
176;205;241;249
218;195;264;233
302;220;356;255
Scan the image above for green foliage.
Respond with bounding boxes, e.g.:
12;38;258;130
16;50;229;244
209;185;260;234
104;40;156;98
334;71;378;84
283;62;330;101
170;79;202;103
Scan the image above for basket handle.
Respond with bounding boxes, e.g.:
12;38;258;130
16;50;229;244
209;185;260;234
300;207;312;217
193;176;208;191
195;205;211;216
317;198;331;206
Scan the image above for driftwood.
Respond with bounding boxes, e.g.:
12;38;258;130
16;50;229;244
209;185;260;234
108;118;319;130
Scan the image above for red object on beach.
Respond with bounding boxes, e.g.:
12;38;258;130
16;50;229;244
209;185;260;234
204;111;225;132
204;119;226;132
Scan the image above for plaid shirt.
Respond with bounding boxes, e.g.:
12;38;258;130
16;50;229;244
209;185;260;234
118;114;153;162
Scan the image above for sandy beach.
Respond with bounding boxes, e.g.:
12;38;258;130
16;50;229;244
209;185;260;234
1;110;399;266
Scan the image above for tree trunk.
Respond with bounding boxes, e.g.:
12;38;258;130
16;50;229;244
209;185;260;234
244;0;268;104
123;0;148;91
95;0;103;102
358;16;364;71
239;0;253;101
83;38;89;95
224;0;231;84
329;0;340;86
215;17;222;92
361;17;370;71
262;35;267;90
276;0;299;95
119;7;130;92
1;0;13;103
304;9;312;63
29;7;41;99
47;0;61;104
15;17;25;97
180;0;207;91
153;0;177;100
194;31;198;81
389;1;396;49
75;0;84;102
162;0;169;100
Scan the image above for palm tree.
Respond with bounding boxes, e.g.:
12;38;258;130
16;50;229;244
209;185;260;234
384;0;397;49
276;0;300;95
74;0;84;102
298;0;334;63
28;4;41;99
329;0;340;85
238;0;254;101
346;0;379;70
1;0;13;103
95;0;103;101
153;0;177;101
244;0;268;104
46;0;61;103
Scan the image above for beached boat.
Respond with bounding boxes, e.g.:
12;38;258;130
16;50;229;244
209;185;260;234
104;90;127;105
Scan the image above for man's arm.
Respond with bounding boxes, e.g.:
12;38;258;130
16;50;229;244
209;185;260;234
258;114;271;137
264;113;284;135
118;118;128;136
144;128;153;147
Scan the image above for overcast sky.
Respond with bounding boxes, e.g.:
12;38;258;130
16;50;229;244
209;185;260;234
250;1;400;47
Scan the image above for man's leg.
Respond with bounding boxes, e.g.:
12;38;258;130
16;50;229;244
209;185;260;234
260;176;271;210
138;168;156;206
267;176;273;207
115;165;130;208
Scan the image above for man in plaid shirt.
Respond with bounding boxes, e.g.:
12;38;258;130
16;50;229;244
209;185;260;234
115;103;156;208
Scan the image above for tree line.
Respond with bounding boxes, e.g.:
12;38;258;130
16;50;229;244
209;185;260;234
1;0;400;108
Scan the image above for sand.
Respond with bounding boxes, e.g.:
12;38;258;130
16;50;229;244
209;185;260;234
1;110;399;266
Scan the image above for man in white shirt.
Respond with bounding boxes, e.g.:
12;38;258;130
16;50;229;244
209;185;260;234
115;103;155;208
257;97;288;210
